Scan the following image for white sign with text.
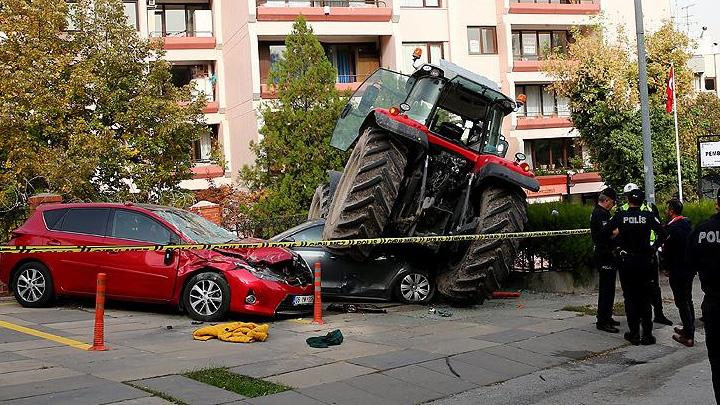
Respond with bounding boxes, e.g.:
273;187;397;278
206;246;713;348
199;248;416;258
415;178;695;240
700;141;720;168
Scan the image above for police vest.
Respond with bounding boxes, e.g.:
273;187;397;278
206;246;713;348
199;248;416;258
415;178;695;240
620;202;656;243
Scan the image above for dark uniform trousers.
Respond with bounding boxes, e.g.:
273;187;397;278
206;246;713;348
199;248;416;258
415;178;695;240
595;252;617;323
650;254;665;316
618;254;654;336
704;298;720;404
669;273;695;337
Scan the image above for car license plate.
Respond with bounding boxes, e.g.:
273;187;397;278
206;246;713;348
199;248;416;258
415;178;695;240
293;295;314;306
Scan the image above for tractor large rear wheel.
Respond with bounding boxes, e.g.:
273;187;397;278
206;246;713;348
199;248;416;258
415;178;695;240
308;183;331;220
437;184;528;302
322;127;408;260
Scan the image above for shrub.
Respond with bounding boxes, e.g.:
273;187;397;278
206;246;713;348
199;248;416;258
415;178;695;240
521;199;719;274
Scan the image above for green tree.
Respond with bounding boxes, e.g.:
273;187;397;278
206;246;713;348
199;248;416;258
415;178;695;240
240;16;348;222
0;0;207;225
544;23;694;200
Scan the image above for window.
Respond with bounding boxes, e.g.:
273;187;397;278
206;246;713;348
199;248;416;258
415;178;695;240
515;84;569;117
706;78;717;91
401;42;443;74
59;209;110;236
65;1;78;31
511;30;569;60
123;1;138;29
467;27;497;55
401;0;440;7
528;138;577;170
290;225;323;242
193;124;219;162
170;64;215;101
149;4;212;37
43;209;69;230
111;210;173;244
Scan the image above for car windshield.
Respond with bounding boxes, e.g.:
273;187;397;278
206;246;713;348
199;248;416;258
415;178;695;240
153;209;237;244
331;69;410;151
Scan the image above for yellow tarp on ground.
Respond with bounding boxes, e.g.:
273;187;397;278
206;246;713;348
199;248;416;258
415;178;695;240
192;322;269;343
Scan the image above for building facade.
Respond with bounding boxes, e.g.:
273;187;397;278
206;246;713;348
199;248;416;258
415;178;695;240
113;0;672;199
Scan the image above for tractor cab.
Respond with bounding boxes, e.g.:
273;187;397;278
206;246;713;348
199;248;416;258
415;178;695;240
331;59;519;159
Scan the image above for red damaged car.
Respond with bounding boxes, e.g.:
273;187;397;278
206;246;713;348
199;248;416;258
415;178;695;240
0;203;315;321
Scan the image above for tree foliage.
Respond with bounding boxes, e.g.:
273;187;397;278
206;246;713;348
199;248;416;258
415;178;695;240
544;23;699;200
0;0;207;219
239;16;348;221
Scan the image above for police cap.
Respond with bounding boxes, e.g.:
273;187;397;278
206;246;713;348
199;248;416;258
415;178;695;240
627;188;645;202
600;187;618;202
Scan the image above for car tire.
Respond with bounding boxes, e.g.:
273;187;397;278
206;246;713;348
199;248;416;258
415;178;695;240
394;271;435;304
308;182;331;220
183;272;231;322
11;262;54;308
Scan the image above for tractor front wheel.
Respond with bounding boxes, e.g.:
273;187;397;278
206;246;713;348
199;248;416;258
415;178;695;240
436;184;528;302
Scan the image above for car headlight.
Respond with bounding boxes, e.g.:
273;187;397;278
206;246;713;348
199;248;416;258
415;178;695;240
236;263;284;282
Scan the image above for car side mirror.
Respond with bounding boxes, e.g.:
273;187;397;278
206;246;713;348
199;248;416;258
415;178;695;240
164;249;175;265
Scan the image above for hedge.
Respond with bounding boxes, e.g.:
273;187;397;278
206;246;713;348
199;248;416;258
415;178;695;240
520;200;718;275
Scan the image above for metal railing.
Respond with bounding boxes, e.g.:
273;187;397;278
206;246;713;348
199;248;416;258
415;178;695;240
149;30;214;38
257;0;388;7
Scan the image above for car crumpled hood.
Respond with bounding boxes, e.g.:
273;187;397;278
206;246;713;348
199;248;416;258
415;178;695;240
184;238;312;287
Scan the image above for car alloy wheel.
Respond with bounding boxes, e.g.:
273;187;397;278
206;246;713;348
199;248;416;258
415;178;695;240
189;279;223;316
16;267;47;303
400;273;431;303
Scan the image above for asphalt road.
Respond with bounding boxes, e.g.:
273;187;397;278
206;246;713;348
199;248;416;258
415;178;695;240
432;333;716;405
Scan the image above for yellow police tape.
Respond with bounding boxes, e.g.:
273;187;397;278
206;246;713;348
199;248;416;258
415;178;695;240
0;229;590;254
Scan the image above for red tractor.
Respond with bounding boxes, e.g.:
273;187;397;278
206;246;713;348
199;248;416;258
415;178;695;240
308;59;539;302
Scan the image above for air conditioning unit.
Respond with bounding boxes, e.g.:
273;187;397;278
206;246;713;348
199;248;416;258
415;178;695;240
147;0;156;9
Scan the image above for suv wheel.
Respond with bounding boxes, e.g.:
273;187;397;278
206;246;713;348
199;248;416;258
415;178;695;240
12;262;54;308
183;272;230;322
395;272;434;304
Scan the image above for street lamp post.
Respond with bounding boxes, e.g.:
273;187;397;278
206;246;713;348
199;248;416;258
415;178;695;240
634;0;657;203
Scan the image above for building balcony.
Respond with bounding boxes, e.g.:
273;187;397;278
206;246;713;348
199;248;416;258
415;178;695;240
516;115;572;130
191;164;225;180
256;0;392;22
261;81;362;98
148;2;215;49
509;0;601;15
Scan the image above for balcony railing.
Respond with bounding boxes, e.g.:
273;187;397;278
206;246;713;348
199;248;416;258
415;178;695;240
512;0;597;4
150;30;214;38
258;0;387;7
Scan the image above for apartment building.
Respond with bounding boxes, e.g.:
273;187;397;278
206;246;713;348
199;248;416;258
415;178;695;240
690;31;719;98
110;0;672;198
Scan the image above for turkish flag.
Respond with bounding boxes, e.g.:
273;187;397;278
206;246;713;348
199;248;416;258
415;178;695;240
666;66;675;114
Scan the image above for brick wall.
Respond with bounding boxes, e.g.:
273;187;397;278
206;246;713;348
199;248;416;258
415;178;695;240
189;201;222;225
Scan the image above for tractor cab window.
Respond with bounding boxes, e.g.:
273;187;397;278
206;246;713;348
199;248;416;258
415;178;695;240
404;77;444;124
331;69;410;151
478;107;507;157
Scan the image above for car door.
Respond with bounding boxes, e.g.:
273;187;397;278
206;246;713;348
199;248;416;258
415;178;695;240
49;208;112;294
100;209;179;302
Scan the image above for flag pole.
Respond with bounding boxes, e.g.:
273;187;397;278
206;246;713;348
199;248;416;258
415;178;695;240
671;62;684;202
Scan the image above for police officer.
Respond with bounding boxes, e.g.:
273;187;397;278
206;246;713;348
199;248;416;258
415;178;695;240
619;183;673;326
603;187;667;345
686;189;720;403
591;187;620;333
661;199;695;347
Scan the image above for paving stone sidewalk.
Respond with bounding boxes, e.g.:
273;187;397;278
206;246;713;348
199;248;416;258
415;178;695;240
0;285;684;405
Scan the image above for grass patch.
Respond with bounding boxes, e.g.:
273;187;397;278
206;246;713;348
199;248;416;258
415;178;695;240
184;367;290;398
562;302;626;317
126;382;187;405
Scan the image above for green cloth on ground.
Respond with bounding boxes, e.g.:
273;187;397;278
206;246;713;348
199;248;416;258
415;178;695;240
306;329;343;348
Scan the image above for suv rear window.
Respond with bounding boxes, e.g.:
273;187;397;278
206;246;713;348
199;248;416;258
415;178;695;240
59;208;110;236
43;209;68;230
